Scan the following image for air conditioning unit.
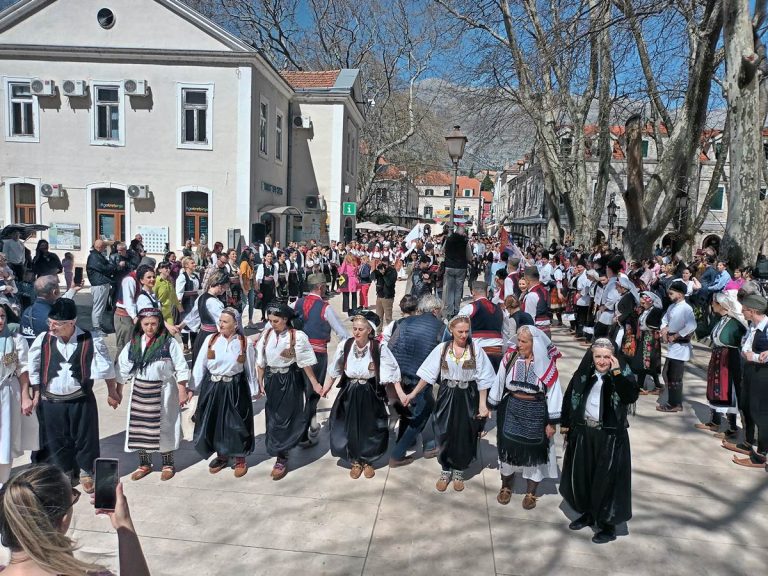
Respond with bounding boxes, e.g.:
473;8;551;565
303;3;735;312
305;196;318;209
123;80;148;96
127;185;150;199
40;183;64;198
62;80;86;97
293;115;312;129
30;78;55;96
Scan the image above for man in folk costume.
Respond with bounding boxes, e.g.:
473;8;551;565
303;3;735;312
560;338;639;544
117;307;190;482
520;266;552;336
293;273;350;447
489;325;563;510
697;292;746;440
458;281;513;371
728;293;768;469
113;266;141;352
503;257;522;299
593;262;621;340
256;303;320;480
657;280;697;413
28;298;120;493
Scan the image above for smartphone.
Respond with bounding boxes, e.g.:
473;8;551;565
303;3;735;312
93;458;119;511
73;266;83;286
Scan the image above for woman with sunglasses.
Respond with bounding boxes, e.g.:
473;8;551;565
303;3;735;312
0;463;150;576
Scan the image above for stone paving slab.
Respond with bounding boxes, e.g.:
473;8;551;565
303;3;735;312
3;283;768;575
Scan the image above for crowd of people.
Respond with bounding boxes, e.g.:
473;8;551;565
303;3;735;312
1;222;767;573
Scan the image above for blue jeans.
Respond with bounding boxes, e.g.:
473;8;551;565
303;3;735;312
443;267;467;319
242;288;256;322
391;388;437;460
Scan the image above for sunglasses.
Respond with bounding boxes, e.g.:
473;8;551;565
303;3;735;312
47;319;75;329
70;487;81;508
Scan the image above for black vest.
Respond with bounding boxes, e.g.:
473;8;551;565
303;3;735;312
40;331;95;399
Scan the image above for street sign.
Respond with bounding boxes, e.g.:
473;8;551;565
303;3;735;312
342;202;357;216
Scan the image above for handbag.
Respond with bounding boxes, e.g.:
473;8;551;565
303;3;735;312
338;273;349;289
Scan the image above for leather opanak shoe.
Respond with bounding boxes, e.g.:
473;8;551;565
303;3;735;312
234;457;248;478
592;525;617;544
131;466;153;481
568;513;594;530
80;475;95;494
208;456;228;474
160;466;175;481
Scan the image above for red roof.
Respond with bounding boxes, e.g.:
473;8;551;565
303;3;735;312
414;171;452;186
280;70;340;89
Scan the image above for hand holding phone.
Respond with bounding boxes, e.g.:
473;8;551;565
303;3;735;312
73;267;83;286
93;458;119;511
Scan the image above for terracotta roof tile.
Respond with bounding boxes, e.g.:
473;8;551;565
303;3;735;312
280;70;341;89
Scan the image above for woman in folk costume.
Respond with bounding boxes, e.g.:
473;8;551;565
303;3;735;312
178;270;229;368
192;307;257;478
611;274;640;367
323;310;400;480
256;303;320;480
696;291;746;438
560;338;638;544
117;307;190;482
550;255;565;326
0;306;38;486
489;325;563;510
287;250;302;302
276;251;290;302
175;256;201;354
256;251;278;320
411;315;496;492
632;291;665;395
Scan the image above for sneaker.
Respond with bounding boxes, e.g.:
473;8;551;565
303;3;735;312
452;470;465;492
436;470;451;492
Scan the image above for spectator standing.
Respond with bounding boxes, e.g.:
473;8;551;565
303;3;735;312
358;255;373;308
372;261;397;334
86;239;119;333
338;253;360;312
62;252;74;289
30;239;62;279
154;261;182;326
1;230;26;282
442;225;473;319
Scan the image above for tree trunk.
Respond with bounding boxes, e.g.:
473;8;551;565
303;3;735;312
720;0;764;268
622;115;654;259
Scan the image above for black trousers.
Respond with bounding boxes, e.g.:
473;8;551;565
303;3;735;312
575;305;589;337
40;394;100;477
300;351;328;442
742;363;768;451
342;291;358;312
593;322;611;339
331;264;339;291
662;358;686;407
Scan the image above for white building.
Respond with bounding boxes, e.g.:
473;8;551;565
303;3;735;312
0;0;364;258
413;172;483;233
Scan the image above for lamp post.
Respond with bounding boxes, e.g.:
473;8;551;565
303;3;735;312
445;125;467;229
607;196;618;248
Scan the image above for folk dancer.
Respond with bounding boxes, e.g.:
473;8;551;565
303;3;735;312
28;298;120;493
728;293;768;469
178;271;229;368
633;291;664;395
192;307;257;478
611;275;640;367
256;303;320;480
696;292;746;439
293;273;350;446
0;306;38;486
520;267;552;336
324;311;400;479
458;281;513;371
175;256;201;354
117;307;190;482
412;315;495;492
490;325;563;510
255;252;278;321
560;338;639;544
657;280;697;413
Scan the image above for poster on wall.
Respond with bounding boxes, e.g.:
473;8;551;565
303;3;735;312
49;223;81;250
136;225;169;254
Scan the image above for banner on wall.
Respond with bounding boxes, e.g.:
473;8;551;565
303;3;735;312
49;223;81;250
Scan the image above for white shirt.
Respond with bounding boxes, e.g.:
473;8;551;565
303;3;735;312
116;336;189;385
661;300;697;361
136;290;159;313
742;316;768;356
0;334;29;385
585;373;604;421
175;272;200;301
417;341;496;390
290;293;350;341
256;328;317;371
327;338;401;384
28;328;115;395
256;263;278;282
538;263;553;285
183;294;224;332
598;278;620;325
117;275;138;319
1;239;25;265
576;273;592;306
191;333;257;394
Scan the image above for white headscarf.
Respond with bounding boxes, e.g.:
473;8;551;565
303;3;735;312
618;273;639;304
713;291;748;328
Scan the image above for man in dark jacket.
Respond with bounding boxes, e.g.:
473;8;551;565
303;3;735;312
372;262;397;335
442;225;473;319
388;294;445;465
85;239;119;332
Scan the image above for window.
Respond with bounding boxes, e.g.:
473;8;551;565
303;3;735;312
276;111;284;161
424;206;433;219
183;191;209;243
91;83;124;145
346;131;352;173
710;186;725;211
463;189;472;197
424;188;434;196
12;183;36;224
715;141;724;160
7;81;37;140
178;84;213;149
259;98;268;156
374;187;387;203
560;136;572;156
641;139;649;158
443;189;451;197
94;188;126;241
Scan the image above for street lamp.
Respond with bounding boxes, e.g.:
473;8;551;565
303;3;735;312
445;125;467;229
607;196;618;248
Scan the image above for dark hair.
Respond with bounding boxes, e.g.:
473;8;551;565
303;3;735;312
136;264;155;283
156;261;171;272
399;294;419;314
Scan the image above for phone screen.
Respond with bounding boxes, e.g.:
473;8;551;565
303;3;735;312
93;458;119;510
73;267;83;286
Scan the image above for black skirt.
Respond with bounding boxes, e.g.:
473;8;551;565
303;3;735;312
264;365;312;456
329;378;389;464
191;328;217;369
193;372;254;458
260;279;276;310
496;393;549;467
434;381;480;471
560;425;632;525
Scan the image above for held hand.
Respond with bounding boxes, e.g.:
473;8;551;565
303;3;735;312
311;381;323;396
759;351;768;364
398;391;410;406
21;396;33;416
477;403;490;419
31;391;40;411
545;424;556;439
321;384;333;398
107;396;120;410
178;386;190;407
255;387;265;400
